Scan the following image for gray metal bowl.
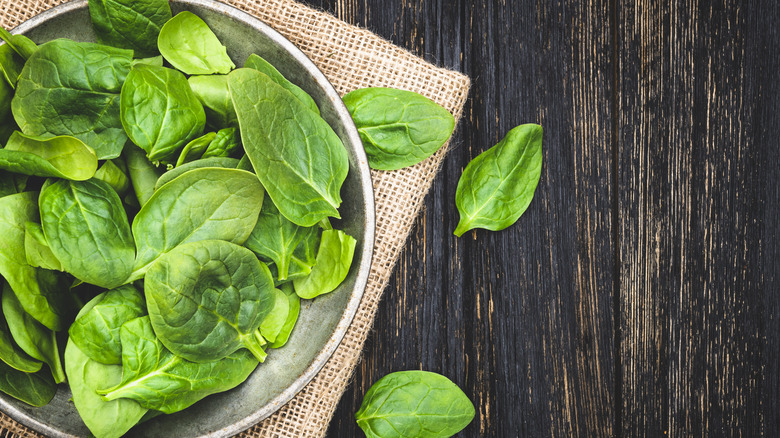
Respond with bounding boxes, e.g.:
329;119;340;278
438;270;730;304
0;1;375;436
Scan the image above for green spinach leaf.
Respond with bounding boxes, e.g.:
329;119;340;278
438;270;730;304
145;240;275;362
269;283;299;349
0;29;36;60
68;285;146;365
158;11;235;75
342;87;455;171
124;142;162;207
0;172;26;199
175;131;216;167
131;168;263;278
0;304;42;373
454;124;543;236
0;36;29;88
154;156;239;190
0;131;98;181
202;127;240;158
120;64;206;162
24;221;64;272
244;53;319;115
355;371;475;438
228;68;348;227
64;338;147;438
187;74;237;129
94;159;130;195
0;359;55;407
98;316;259;414
39;178;135;289
11;39;133;159
2;283;65;383
293;229;356;299
88;0;172;57
0;192;72;331
259;287;289;344
245;195;312;281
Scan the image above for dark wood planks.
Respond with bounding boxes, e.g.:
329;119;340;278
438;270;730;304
318;0;616;436
618;1;773;435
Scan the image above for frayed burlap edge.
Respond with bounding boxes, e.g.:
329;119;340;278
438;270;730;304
0;0;471;437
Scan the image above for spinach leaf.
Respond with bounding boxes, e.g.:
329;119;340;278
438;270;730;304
0;359;55;407
244;54;319;115
158;12;235;75
145;240;275;362
132;55;163;67
120;64;206;162
124;142;162;207
154;156;239;190
0;304;42;373
0;192;72;331
24;221;64;271
259;287;289;344
11;39;133;159
293;229;356;299
355;371;475;438
0;131;98;181
39;178;135;289
188;75;237;129
0;173;26;198
2;284;65;383
245;195;312;281
0;70;13;126
0;29;36;60
94;159;130;195
236;154;253;172
342;87;455;171
453;124;543;236
0;36;28;88
228;68;348;227
64;338;147;438
131;168;263;278
268;224;321;284
98;316;259;414
269;283;299;349
88;0;172;57
202;127;240;159
174;131;216;167
68;285;145;365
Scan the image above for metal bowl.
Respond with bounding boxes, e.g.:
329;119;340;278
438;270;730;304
0;1;375;436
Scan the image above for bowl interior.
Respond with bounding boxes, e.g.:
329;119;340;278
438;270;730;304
0;1;374;437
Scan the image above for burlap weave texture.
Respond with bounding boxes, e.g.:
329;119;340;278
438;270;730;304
0;0;470;436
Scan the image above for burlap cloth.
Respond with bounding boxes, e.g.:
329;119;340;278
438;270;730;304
0;0;470;436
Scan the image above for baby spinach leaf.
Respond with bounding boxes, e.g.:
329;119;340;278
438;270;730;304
131;168;263;278
268;225;322;284
355;371;475;438
202;127;240;159
132;55;163;67
11;39;133;159
0;173;26;199
120;64;206;162
39;178;135;289
0;37;28;88
154;156;239;190
0;131;98;181
0;74;14;129
293;229;356;299
269;283;300;349
0;359;55;407
259;287;290;344
342;87;455;171
236;154;253;172
145;240;275;362
0;305;42;373
188;75;237;129
244;54;319;115
2;284;65;383
158;12;235;75
98;316;259;414
68;285;146;365
0;29;36;60
94;159;130;195
88;0;172;57
24;221;63;271
228;68;348;227
174;131;216;167
245;195;312;281
0;192;72;331
124;142;162;207
64;338;148;438
454;124;543;236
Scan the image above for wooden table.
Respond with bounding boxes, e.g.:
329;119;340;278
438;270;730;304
316;0;780;436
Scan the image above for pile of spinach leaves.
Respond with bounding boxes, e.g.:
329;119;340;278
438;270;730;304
0;0;358;436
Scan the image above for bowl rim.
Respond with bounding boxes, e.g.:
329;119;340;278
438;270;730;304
1;0;376;436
